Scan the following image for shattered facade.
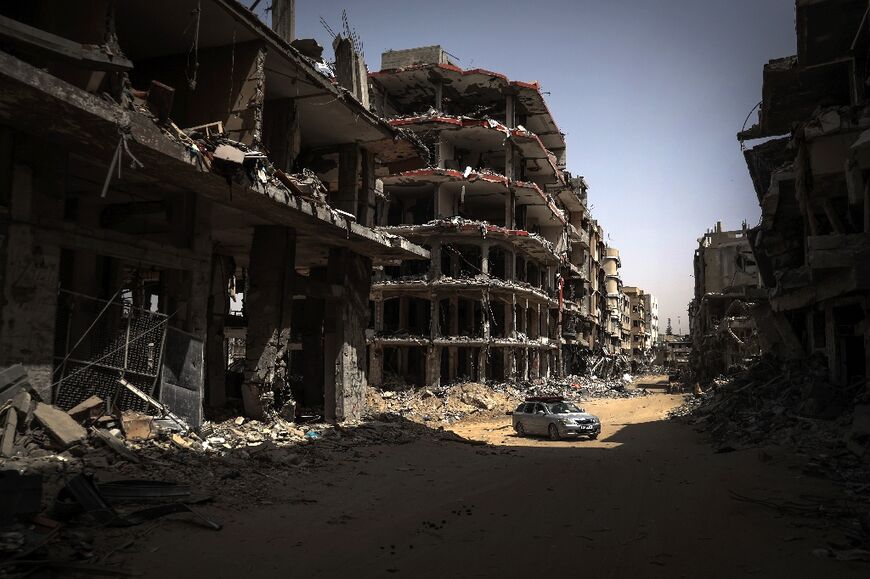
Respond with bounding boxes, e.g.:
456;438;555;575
738;0;870;389
0;0;430;425
623;286;651;369
688;222;765;383
365;46;626;386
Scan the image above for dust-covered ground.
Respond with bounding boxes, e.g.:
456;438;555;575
96;375;868;578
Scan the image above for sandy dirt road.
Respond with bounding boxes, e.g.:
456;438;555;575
114;389;867;578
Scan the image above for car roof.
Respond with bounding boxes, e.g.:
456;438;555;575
524;396;564;403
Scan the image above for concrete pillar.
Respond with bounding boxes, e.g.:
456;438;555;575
504;348;515;382
302;267;325;407
505;94;516;128
480;242;490;276
425;345;441;388
336;143;360;218
359;149;376;227
324;248;372;422
430;240;442;279
271;0;295;42
531;349;540;380
0;163;60;401
448;346;458;381
504;189;516;228
368;344;383;387
430;293;440;339
206;254;233;408
434;80;443;111
243;226;296;419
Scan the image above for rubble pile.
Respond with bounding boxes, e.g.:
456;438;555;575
368;374;654;424
672;358;870;492
366;382;522;424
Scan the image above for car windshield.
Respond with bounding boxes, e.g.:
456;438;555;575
548;402;582;414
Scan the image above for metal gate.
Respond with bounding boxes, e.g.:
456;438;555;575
53;289;167;413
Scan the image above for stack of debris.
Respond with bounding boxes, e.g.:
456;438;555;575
672;357;870;491
366;382;522;424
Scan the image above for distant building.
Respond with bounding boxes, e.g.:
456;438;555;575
644;293;659;346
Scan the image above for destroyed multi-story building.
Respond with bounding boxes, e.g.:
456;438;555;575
688;222;764;381
623;286;650;368
602;247;624;356
364;45;615;387
738;0;870;387
0;0;431;425
644;292;659;348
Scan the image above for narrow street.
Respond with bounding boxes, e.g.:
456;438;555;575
113;386;866;578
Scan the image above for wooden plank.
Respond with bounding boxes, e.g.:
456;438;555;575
0;15;133;72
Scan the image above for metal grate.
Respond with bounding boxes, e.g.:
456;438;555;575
53;289;167;412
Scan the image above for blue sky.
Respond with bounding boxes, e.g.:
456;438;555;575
262;0;796;333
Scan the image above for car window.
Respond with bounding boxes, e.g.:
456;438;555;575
550;402;582;414
524;403;535;413
515;403;527;413
534;403;546;414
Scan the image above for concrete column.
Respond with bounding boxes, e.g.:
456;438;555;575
373;293;384;332
368;345;383;387
504;190;516;228
480;242;491;276
505;94;516;127
0;163;60;401
243;226;296;419
359;149;376;227
271;0;295;42
430;240;442;279
522;347;530;381
481;291;491;340
477;346;488;382
302;267;325;407
206;254;234;408
531;349;540;380
324;248;372;422
450;296;459;335
336;143;360;218
434;80;443;111
425;345;441;388
430;293;440;339
504;348;516;382
448;346;458;381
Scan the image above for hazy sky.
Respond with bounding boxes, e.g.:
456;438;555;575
265;0;796;334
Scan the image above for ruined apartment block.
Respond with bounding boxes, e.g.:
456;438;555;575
0;0;430;424
688;223;765;382
364;45;617;387
738;0;870;388
623;286;651;369
644;292;659;348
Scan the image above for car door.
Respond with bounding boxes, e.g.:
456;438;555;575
529;403;548;434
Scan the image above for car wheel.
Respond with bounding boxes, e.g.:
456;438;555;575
548;424;560;441
590;432;599;440
515;422;525;437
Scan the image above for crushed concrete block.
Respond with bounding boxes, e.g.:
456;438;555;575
213;144;246;164
67;395;103;422
33;403;87;448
